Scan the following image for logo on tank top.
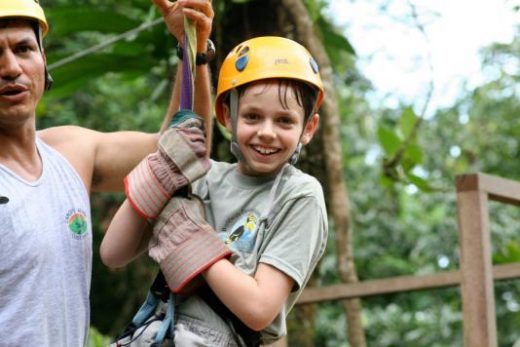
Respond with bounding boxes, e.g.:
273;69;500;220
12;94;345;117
65;208;88;239
221;210;260;253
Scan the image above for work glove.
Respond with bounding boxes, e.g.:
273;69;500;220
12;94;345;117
148;194;232;294
124;110;211;219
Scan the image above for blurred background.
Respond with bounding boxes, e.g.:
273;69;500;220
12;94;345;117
38;0;519;346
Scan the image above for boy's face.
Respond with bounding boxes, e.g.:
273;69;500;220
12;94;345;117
225;80;319;176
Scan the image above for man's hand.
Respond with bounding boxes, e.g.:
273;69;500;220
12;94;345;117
151;0;214;51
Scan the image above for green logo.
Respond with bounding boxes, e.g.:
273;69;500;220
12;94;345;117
67;210;88;237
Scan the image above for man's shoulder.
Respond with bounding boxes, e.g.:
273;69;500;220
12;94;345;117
38;125;93;148
37;126;98;190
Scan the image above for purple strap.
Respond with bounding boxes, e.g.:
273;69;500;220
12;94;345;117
180;32;194;110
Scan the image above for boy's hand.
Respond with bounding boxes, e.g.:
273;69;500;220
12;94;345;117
124;112;210;219
148;195;231;294
151;0;214;51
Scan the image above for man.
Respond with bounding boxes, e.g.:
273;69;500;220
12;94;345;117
0;0;214;346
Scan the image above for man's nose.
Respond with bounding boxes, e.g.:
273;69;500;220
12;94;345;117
0;51;23;81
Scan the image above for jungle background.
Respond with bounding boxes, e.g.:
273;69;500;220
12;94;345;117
37;0;519;346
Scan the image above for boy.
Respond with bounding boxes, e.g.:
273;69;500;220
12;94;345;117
101;36;328;346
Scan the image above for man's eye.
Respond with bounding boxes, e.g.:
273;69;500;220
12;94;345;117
16;45;32;53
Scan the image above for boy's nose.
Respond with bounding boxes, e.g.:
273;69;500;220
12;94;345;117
257;121;277;140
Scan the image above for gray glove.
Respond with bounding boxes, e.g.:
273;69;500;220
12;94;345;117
124;110;210;219
148;194;231;294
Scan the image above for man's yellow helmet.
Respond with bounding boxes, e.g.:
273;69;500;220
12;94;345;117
0;0;48;37
215;36;324;125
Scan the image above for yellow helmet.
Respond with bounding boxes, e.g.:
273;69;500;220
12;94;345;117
215;36;324;125
0;0;48;37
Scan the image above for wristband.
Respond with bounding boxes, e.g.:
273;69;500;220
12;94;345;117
177;39;215;65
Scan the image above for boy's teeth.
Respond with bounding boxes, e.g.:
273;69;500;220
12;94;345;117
255;146;276;154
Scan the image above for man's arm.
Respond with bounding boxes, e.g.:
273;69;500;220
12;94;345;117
92;0;214;192
100;0;215;264
154;0;214;147
37;126;159;193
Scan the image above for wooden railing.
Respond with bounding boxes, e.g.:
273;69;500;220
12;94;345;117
271;173;520;347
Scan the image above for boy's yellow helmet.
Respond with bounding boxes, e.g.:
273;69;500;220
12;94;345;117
215;36;324;125
0;0;48;37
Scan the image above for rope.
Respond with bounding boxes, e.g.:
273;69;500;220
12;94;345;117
179;17;197;110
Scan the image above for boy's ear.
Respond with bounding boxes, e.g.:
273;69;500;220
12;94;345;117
301;113;320;145
222;104;233;132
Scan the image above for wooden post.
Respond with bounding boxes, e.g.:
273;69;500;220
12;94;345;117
283;173;520;345
456;174;497;347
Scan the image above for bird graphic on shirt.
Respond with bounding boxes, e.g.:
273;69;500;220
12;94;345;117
225;213;258;244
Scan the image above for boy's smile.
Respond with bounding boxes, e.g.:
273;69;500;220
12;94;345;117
229;80;319;176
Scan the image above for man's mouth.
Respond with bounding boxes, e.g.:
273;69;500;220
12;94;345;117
2;90;22;96
0;84;28;102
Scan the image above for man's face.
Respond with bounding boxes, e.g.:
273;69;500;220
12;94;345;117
0;21;45;125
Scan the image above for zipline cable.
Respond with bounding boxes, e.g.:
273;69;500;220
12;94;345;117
48;17;163;71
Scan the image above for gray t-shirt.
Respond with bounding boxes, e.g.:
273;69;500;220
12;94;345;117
180;160;328;343
0;138;92;347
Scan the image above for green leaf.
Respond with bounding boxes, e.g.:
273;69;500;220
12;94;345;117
377;124;402;157
379;173;394;188
400;106;417;139
46;7;139;36
406;173;433;192
319;16;356;56
402;143;424;172
494;240;520;264
46;54;155;99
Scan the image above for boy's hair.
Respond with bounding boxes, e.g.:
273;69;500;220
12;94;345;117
223;78;320;122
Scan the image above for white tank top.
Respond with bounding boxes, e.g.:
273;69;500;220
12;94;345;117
0;138;92;347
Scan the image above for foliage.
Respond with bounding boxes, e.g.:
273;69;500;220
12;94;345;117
36;0;520;345
87;326;111;347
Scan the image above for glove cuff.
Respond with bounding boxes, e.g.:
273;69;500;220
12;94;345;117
160;230;231;294
124;157;169;219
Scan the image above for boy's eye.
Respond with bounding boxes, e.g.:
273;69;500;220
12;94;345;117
242;113;260;121
278;117;294;124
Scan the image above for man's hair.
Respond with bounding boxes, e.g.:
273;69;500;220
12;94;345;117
225;78;320;122
0;18;41;49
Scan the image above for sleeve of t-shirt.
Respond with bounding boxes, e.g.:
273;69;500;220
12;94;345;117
258;194;327;291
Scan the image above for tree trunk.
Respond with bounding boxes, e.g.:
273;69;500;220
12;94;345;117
280;0;367;346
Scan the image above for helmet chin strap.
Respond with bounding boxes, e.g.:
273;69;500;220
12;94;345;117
229;89;244;162
30;21;53;90
228;89;304;166
289;143;302;165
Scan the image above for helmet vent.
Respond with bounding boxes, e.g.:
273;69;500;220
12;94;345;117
235;46;250;72
309;57;319;74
